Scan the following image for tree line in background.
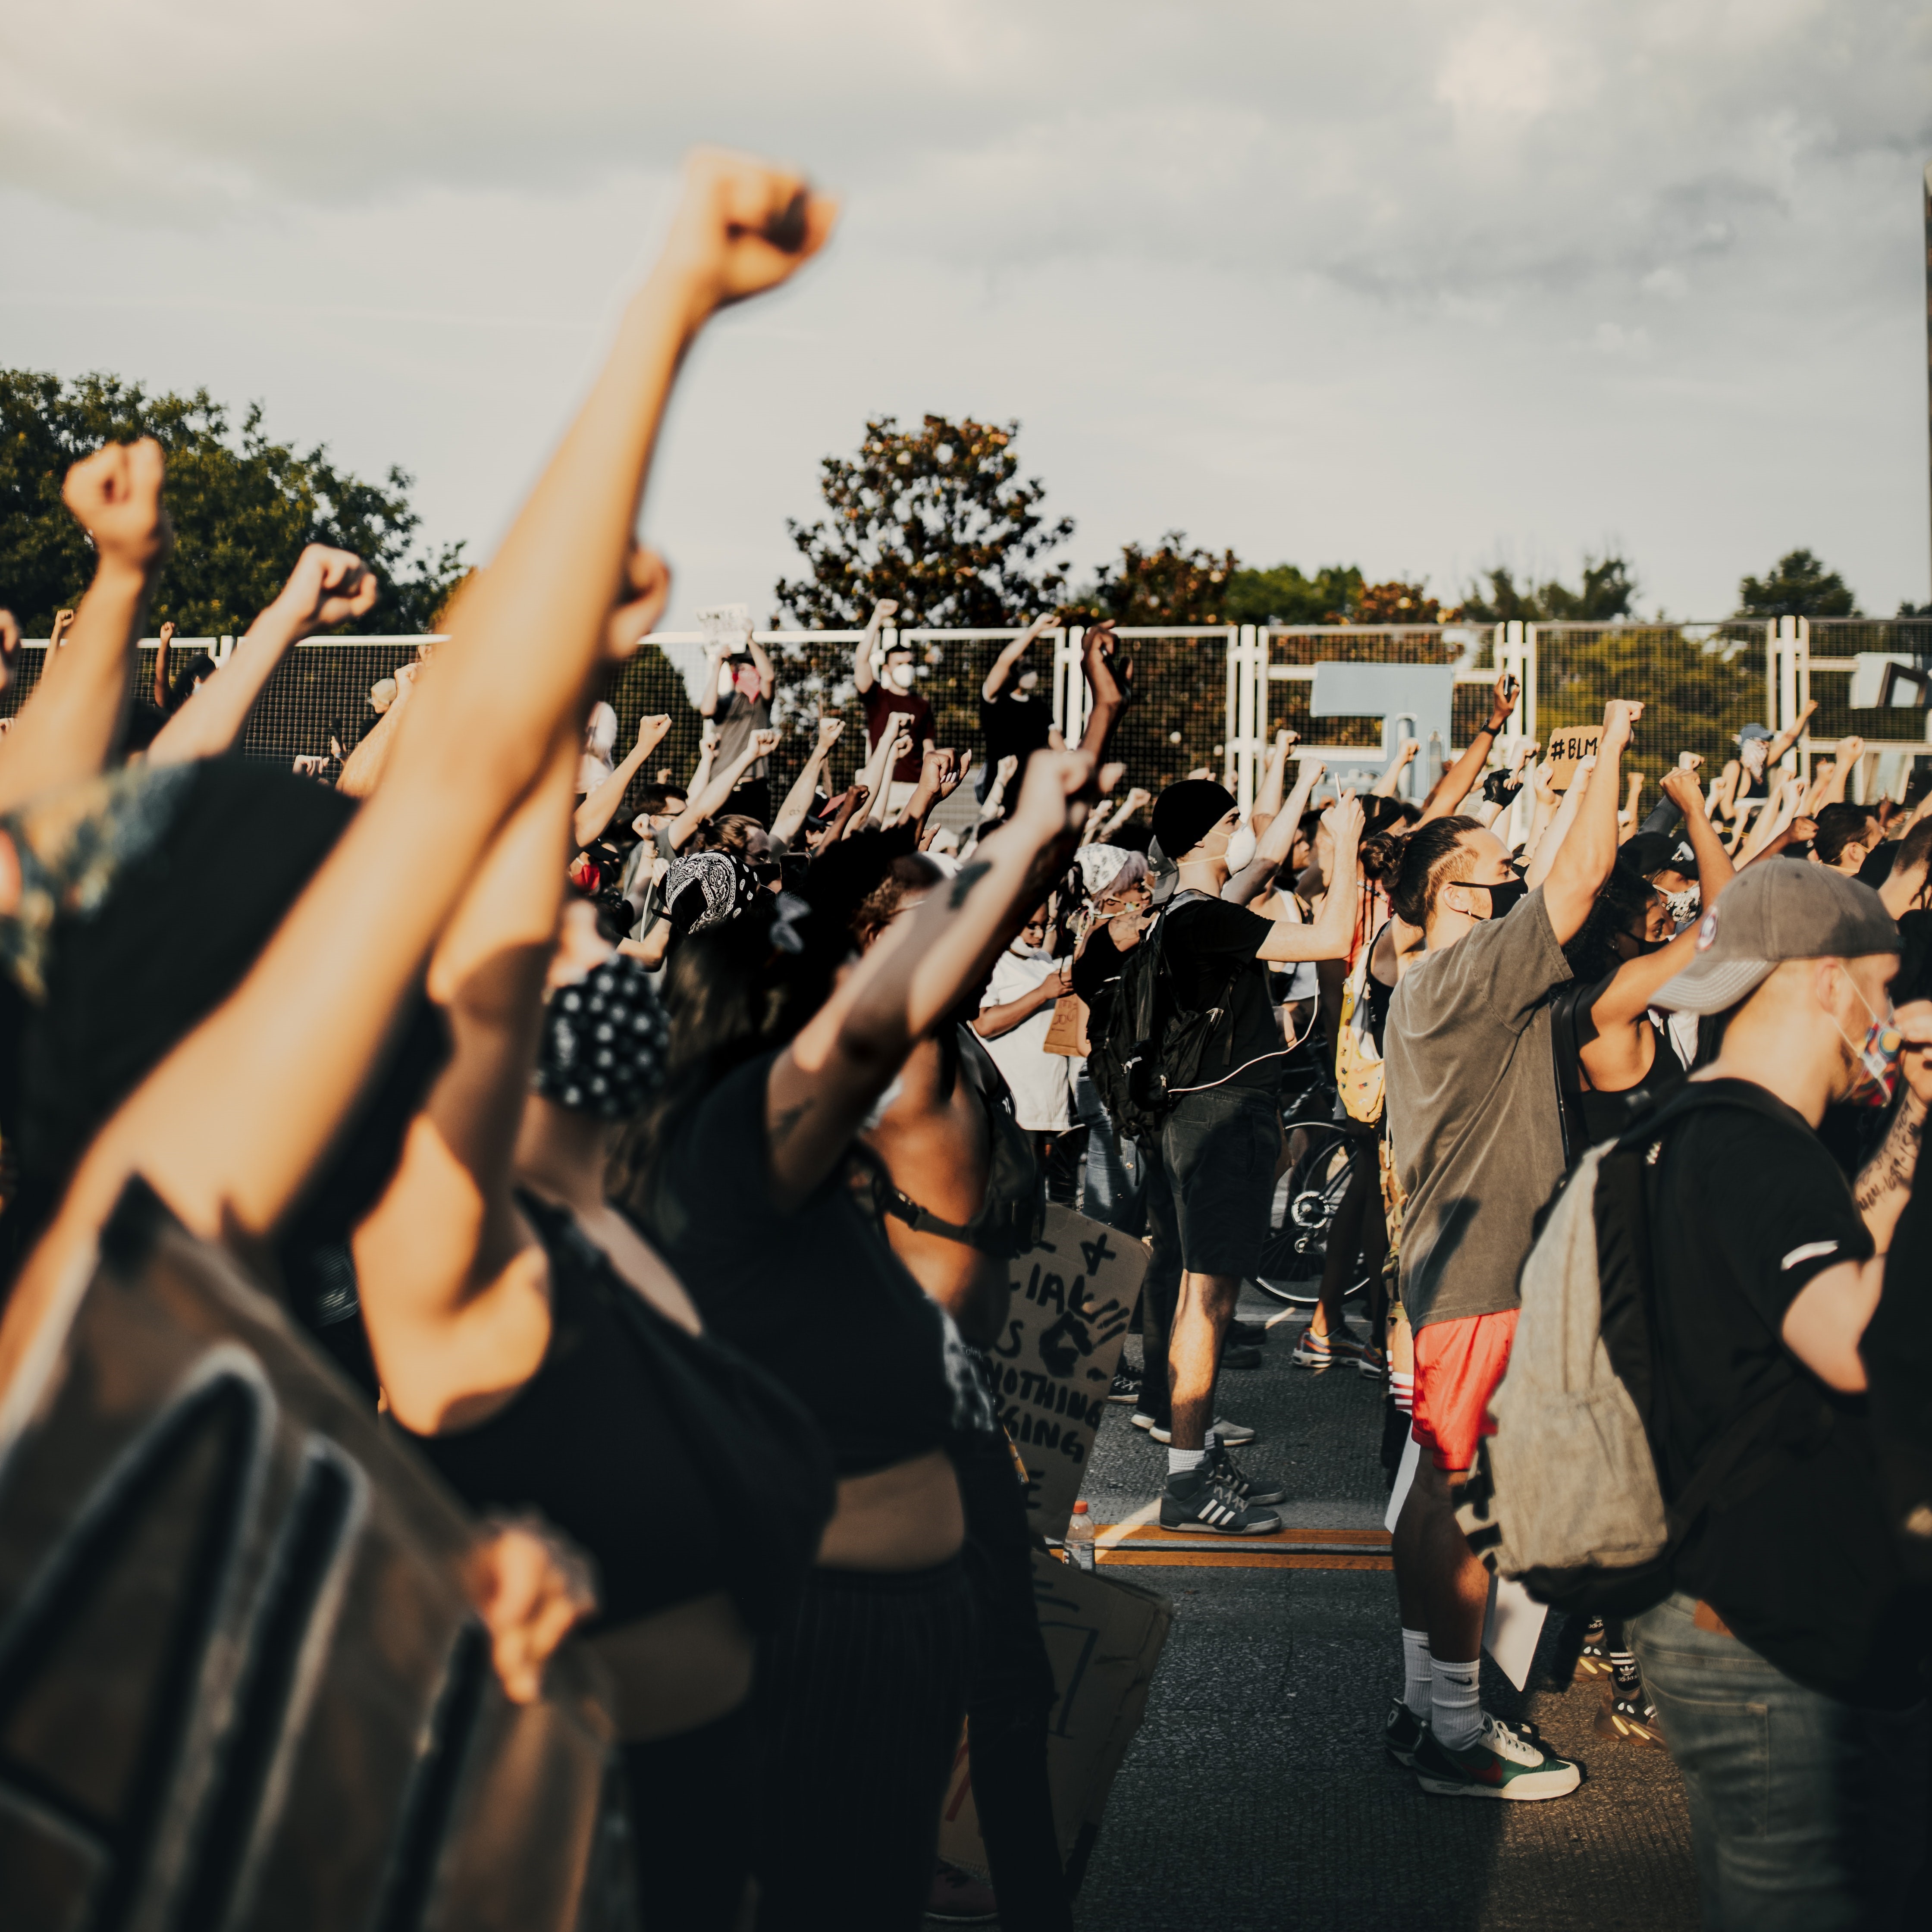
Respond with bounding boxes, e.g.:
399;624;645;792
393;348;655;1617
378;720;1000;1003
0;375;1910;641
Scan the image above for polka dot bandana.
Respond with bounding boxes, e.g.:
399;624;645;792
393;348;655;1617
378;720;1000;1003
532;954;670;1120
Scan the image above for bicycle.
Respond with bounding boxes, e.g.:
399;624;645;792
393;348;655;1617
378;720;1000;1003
1252;1117;1375;1308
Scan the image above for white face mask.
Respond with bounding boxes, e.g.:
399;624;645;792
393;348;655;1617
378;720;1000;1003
885;660;915;691
1223;823;1258;873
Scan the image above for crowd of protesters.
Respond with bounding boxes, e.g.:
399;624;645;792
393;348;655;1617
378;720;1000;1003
0;145;1927;1932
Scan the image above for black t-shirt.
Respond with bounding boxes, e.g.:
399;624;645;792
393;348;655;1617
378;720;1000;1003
1158;895;1282;1095
646;1051;994;1476
1071;923;1127;1006
1650;1080;1912;1706
979;692;1051;770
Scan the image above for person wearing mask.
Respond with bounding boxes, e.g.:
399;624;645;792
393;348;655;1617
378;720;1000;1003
616;748;1097;1932
854;598;935;818
1114;778;1364;1533
974;910;1080;1202
1070;846;1151;1236
699;618;777;825
1381;698;1642;1801
1630;861;1930;1927
978;613;1058;808
1811;800;1882;878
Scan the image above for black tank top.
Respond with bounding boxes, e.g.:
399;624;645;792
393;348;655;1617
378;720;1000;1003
401;1192;833;1633
1553;976;1686;1160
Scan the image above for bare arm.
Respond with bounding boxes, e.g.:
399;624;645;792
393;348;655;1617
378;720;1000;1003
0;152;837;1394
763;750;1092;1210
151;619;174;712
1256;796;1362;961
771;715;845;850
1225;756;1322;907
747;634;776;702
1852;1013;1932;1257
149;546;380;765
1524;759;1592;891
1763;697;1817;772
973;960;1070;1040
1372;739;1419;798
1542;700;1641;944
1251;730;1293;835
980;612;1054;703
0;445;170;811
335;660;418;799
862;709;912;828
1422;671;1519;822
1659;766;1734;903
851;597;895;696
574;711;671;847
698;643;723;720
1781;1258;1886;1394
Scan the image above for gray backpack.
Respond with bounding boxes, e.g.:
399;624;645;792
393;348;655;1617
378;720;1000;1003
1455;1084;1823;1617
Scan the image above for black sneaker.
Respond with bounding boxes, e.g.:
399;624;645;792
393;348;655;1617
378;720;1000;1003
1159;1470;1282;1534
1384;1697;1426;1767
1220;1342;1262;1371
1205;1440;1286;1506
1108;1365;1142;1404
1229;1317;1270;1346
1577;1616;1609;1676
1593;1682;1665;1749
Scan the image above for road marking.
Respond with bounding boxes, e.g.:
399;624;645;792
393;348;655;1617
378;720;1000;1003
1094;1499;1162;1549
1092;1522;1393;1570
1098;1549;1394;1571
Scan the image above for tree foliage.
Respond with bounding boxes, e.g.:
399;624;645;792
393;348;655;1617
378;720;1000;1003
1737;548;1858;619
1064;532;1238;625
1223;562;1366;627
775;413;1073;628
1458;554;1637;625
0;369;464;635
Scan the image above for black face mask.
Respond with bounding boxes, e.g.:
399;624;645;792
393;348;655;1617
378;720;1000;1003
1468;876;1530;921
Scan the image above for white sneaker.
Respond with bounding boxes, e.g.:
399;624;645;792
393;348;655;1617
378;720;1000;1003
1411;1713;1582;1800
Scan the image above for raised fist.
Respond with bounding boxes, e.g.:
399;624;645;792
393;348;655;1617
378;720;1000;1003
815;715;845;751
750;728;781;759
0;609;16;694
606;546;671;662
276;545;379;633
62;439;172;574
657;148;839;320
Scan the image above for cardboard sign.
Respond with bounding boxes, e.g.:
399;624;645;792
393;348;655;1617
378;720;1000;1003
938;1552;1172;1884
1041;992;1088;1057
1545;725;1600;793
985;1206;1142;1538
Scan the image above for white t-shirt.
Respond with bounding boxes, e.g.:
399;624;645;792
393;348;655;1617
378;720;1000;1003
979;950;1077;1132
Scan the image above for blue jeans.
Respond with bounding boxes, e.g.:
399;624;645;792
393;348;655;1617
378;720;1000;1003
1629;1591;1927;1931
1075;1067;1143;1233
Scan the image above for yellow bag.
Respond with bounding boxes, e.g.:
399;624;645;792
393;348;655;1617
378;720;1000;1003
1335;944;1385;1125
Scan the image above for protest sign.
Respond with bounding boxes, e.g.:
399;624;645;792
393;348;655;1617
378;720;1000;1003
1545;724;1601;792
985;1205;1142;1539
938;1553;1172;1885
1041;991;1088;1057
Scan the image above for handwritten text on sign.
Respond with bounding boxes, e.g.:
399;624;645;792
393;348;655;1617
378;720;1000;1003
1546;725;1601;794
988;1204;1142;1538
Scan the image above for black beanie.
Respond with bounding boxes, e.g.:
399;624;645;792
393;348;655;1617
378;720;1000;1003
1151;779;1236;862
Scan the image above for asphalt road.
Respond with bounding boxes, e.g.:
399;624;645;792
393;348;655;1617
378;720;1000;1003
940;1287;1702;1931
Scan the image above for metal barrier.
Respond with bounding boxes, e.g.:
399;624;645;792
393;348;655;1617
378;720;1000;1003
5;614;1927;815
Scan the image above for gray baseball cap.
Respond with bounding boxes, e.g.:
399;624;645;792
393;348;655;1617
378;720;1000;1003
1650;859;1900;1014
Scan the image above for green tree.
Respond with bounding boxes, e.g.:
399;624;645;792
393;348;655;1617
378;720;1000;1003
0;369;464;635
776;413;1073;627
1223;561;1365;626
1458;553;1638;624
1066;532;1238;624
1738;548;1858;618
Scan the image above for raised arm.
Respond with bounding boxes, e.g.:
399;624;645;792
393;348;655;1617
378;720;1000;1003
862;709;912;828
0;151;837;1384
747;633;776;702
1256;796;1362;961
697;641;724;720
673;726;779;843
148;546;380;765
1542;699;1642;943
1659;765;1734;903
1763;697;1817;772
1421;670;1519;822
574;707;672;847
151;618;174;712
765;749;1092;1208
335;659;418;799
1524;759;1590;891
1251;730;1293;836
1372;739;1419;799
1077;618;1132;764
771;714;845;850
0;442;171;811
851;598;897;697
980;612;1054;703
1226;754;1322;906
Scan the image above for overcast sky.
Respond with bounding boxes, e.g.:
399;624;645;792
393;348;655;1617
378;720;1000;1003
5;1;1930;623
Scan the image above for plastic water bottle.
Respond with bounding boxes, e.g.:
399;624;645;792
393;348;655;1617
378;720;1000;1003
1065;1499;1096;1571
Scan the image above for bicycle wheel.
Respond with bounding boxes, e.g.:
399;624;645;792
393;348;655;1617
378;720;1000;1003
1251;1123;1366;1306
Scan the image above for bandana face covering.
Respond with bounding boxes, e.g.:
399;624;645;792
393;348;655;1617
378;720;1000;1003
1661;887;1701;931
1837;985;1903;1109
533;954;670;1120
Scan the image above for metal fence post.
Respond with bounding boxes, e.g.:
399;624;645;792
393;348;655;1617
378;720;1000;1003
1235;624;1259;809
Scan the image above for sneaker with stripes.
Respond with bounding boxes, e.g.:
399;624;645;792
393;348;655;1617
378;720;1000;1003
1204;1440;1287;1506
1159;1469;1282;1534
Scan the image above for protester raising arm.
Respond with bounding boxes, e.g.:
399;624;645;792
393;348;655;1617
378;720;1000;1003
574;706;673;847
150;618;174;711
980;610;1055;703
849;597;898;696
665;726;780;847
770;714;845;850
1539;699;1642;942
1523;757;1592;892
891;746;970;841
1242;795;1362;960
766;748;1093;1210
1373;739;1419;799
1225;754;1324;907
0;442;170;811
1076;618;1132;762
0;149;837;1382
1421;669;1521;822
862;710;913;829
148;546;380;765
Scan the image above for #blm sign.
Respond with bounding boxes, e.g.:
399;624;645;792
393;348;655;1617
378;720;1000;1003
937;1552;1173;1888
1545;725;1601;793
985;1205;1143;1540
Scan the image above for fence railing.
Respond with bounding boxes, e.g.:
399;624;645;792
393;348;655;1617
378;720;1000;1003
5;614;1928;816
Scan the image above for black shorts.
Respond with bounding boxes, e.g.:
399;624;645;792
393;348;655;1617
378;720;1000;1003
1156;1086;1282;1279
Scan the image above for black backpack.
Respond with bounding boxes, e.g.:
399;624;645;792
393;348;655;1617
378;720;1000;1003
1089;894;1240;1143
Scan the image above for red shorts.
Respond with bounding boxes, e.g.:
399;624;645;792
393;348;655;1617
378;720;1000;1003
1410;1308;1519;1473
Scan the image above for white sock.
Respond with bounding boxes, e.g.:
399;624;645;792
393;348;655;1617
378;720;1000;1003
1430;1656;1483;1752
1401;1628;1432;1720
1204;1426;1220;1452
1167;1446;1207;1477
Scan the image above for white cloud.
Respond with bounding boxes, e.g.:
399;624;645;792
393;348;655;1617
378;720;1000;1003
1;0;1929;618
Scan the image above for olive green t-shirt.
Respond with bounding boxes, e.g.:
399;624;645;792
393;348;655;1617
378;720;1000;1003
1383;888;1572;1330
